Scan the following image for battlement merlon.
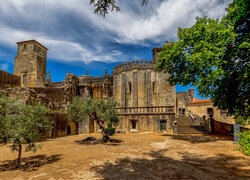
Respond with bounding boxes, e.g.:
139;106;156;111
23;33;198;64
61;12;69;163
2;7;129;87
112;59;155;75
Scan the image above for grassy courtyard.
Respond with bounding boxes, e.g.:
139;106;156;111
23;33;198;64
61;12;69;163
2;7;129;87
0;133;249;180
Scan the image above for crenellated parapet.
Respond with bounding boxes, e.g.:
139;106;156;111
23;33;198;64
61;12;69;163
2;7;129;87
112;59;155;75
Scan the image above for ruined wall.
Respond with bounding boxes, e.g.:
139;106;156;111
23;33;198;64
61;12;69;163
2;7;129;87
0;87;67;111
0;70;20;89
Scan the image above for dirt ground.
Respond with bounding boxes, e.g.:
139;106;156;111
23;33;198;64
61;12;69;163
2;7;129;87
0;133;249;180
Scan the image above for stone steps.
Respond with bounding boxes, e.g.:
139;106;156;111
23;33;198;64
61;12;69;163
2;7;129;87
178;125;208;134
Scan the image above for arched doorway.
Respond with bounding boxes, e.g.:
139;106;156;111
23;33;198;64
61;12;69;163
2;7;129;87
67;121;77;135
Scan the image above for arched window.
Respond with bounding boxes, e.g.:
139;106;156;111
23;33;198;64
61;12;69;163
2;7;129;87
128;82;132;94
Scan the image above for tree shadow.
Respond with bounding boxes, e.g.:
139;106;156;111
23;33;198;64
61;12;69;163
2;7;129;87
75;137;123;146
91;150;250;180
161;134;233;144
0;154;62;172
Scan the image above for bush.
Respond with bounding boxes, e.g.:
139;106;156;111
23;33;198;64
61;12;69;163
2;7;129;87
104;127;115;136
238;130;250;155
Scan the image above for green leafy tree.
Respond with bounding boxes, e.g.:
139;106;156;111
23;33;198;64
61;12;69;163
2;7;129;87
90;0;148;17
156;0;249;124
0;96;52;167
68;97;119;142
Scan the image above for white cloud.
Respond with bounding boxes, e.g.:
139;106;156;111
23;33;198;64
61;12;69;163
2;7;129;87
0;0;232;63
0;63;9;71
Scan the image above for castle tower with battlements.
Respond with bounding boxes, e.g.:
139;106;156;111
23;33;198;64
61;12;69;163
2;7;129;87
112;56;176;133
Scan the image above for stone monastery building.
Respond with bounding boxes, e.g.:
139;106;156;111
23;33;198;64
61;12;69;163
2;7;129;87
0;40;234;137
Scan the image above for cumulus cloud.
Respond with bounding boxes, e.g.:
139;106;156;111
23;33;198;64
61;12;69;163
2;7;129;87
0;0;232;63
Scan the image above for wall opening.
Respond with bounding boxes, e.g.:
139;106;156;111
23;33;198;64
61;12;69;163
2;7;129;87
130;120;137;129
160;120;167;132
207;108;214;116
128;82;132;94
152;82;156;94
23;74;27;84
67;125;71;135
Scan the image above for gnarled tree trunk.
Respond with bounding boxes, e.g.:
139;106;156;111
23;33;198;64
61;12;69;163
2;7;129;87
16;144;22;167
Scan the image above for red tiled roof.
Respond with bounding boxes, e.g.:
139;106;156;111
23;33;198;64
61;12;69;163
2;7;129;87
189;98;212;104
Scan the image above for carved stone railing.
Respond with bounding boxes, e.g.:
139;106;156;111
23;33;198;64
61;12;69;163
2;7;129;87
116;106;175;116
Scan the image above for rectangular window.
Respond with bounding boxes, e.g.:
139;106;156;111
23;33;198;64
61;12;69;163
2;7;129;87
23;45;27;50
23;74;27;84
207;108;214;115
38;47;42;53
160;120;167;132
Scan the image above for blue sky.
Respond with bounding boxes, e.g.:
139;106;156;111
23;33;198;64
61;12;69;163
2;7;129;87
0;0;231;99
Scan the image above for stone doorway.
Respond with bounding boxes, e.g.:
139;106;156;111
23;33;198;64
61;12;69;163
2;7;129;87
160;120;167;132
130;120;138;132
67;125;71;135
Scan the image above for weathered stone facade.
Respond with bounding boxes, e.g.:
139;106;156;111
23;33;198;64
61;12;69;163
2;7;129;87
0;40;235;137
14;40;47;87
0;70;20;89
112;59;176;133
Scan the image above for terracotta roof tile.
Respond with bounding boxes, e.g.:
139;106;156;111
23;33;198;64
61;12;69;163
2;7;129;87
189;98;212;104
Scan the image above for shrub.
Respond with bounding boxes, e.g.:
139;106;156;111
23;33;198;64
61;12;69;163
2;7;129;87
105;122;115;136
238;130;250;155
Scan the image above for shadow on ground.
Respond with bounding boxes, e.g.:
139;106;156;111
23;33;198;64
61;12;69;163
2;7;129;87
0;154;62;172
75;137;123;146
161;134;233;144
91;150;250;180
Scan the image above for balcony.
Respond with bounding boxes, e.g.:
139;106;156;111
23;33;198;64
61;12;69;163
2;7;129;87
116;106;175;116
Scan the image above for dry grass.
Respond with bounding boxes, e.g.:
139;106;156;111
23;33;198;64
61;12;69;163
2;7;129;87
0;133;249;180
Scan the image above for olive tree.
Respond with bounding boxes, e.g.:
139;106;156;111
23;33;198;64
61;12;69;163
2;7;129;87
0;96;52;167
68;97;119;142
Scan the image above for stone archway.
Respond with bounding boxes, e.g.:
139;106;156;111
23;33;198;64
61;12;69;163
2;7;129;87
67;121;76;135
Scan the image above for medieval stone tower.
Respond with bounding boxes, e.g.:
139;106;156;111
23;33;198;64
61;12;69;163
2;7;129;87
112;45;176;133
14;40;47;87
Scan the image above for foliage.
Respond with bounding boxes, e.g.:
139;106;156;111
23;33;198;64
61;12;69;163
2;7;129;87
68;97;119;141
235;115;250;126
156;0;249;122
0;95;52;166
90;0;148;17
104;122;115;136
238;130;250;155
104;127;115;136
68;96;87;123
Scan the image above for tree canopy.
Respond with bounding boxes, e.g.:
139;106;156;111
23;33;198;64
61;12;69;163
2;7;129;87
68;97;119;141
156;0;249;124
0;96;52;167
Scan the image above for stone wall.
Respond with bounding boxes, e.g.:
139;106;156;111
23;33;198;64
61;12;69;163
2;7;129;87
214;120;233;135
0;70;20;89
115;114;174;133
112;59;176;133
176;91;189;114
112;60;175;107
188;101;235;124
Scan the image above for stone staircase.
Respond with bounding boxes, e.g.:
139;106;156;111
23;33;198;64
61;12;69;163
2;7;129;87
176;115;208;134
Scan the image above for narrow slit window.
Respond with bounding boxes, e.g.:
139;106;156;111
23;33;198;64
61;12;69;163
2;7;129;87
128;82;132;94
